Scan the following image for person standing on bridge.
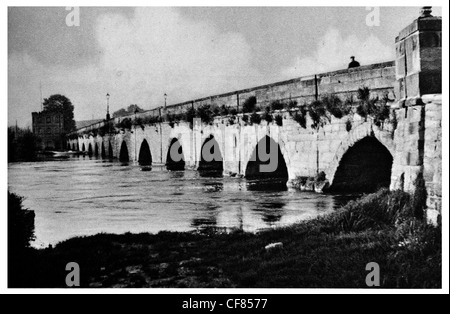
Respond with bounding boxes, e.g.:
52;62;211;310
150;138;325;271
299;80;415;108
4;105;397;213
348;56;360;69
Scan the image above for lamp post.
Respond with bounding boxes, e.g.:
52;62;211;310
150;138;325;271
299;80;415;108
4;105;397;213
106;93;110;120
106;93;111;135
164;93;167;109
134;107;138;162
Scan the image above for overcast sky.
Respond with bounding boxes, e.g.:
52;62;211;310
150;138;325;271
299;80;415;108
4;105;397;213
8;6;442;127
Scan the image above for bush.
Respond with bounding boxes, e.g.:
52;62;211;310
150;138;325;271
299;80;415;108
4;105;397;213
116;118;132;130
196;105;214;125
275;115;283;126
229;108;238;116
184;107;196;124
219;105;229;116
356;87;378;120
356;88;391;126
308;100;329;129
293;107;307;129
356;103;369;119
139;115;161;126
372;103;390;127
242;96;257;113
271;100;285;111
357;87;371;103
250;112;261;125
242;114;249;124
165;113;176;124
262;110;273;123
99;121;114;135
132;117;145;130
316;189;412;233
228;116;236;126
287;100;298;110
212;106;220;116
8;128;41;161
322;95;345;119
8;192;35;250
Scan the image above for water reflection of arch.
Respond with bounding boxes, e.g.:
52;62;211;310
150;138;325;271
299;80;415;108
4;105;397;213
245;135;288;190
252;199;286;225
191;203;219;232
87;143;93;156
166;138;185;171
101;142;106;158
198;134;223;177
108;141;114;159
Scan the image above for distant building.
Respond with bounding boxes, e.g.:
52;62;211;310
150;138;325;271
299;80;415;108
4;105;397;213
32;111;65;150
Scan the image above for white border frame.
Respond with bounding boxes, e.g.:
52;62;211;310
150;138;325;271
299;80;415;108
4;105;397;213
2;0;448;294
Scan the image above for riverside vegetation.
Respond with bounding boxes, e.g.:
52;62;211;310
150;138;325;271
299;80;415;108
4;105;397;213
77;87;393;137
8;184;441;288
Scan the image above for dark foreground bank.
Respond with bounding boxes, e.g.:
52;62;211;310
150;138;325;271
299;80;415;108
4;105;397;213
9;189;441;288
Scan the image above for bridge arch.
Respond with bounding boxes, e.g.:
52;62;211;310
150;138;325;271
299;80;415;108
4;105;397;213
326;122;394;186
198;134;223;176
245;135;289;189
138;139;152;166
329;136;393;193
81;143;86;152
94;143;99;156
119;141;129;162
72;143;75;151
88;143;93;156
166;138;185;171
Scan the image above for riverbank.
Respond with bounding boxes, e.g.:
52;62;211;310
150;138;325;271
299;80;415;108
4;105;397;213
9;189;441;288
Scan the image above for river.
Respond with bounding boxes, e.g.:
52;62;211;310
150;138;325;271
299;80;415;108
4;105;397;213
8;156;355;248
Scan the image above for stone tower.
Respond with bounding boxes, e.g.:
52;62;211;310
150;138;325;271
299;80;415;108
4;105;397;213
395;6;442;101
393;7;442;224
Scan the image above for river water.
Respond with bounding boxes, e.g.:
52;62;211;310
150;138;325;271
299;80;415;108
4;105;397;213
8;156;355;248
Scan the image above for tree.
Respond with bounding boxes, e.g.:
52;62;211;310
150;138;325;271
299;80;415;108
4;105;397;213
8;127;41;162
113;104;144;118
42;94;76;134
8;192;35;250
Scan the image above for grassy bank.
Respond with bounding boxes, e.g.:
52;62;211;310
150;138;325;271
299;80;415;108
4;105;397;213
9;189;441;288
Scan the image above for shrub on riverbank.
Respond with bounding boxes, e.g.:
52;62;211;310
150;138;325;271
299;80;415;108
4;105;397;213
8;192;35;250
9;189;441;288
8;192;36;287
8;127;41;162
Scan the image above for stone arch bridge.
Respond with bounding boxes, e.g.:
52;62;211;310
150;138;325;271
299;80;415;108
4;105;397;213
68;12;442;223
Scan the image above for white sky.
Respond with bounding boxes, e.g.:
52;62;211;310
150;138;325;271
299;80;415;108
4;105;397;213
8;6;442;127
